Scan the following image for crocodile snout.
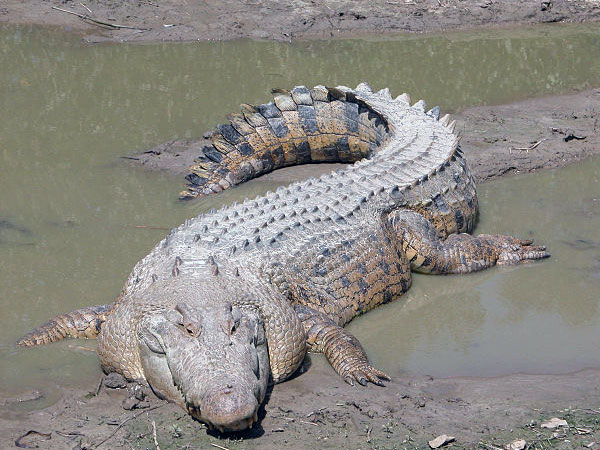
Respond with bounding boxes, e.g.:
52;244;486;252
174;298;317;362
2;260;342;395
195;386;259;432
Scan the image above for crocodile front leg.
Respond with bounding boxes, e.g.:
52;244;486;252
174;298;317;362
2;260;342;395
294;305;390;386
387;209;550;274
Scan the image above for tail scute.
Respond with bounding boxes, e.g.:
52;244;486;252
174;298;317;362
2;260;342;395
17;304;113;347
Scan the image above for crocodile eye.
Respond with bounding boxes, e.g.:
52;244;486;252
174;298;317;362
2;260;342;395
173;304;202;337
184;322;201;337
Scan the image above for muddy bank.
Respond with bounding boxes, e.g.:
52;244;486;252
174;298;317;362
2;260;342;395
131;88;600;186
2;0;600;43
2;359;599;449
458;88;600;183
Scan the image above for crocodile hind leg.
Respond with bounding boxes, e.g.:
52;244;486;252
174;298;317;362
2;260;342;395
387;209;550;274
294;304;390;386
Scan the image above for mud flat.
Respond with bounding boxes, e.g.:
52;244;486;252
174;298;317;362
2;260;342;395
2;0;600;43
2;361;600;449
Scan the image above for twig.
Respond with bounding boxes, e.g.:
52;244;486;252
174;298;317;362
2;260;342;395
210;444;231;450
15;430;52;448
151;421;160;450
509;139;546;153
94;404;164;448
55;431;84;438
95;376;104;396
79;3;92;14
51;6;149;31
299;420;319;426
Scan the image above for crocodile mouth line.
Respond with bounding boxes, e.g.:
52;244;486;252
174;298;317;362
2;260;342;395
188;403;258;433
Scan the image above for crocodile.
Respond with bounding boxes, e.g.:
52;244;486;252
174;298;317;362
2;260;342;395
17;83;549;432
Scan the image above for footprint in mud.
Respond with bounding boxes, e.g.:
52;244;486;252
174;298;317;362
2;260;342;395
0;218;34;247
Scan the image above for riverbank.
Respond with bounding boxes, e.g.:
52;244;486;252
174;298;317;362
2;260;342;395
2;359;599;449
2;0;600;43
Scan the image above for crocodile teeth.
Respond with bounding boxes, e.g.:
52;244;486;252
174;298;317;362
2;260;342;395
439;114;451;126
355;81;372;93
447;120;457;133
395;93;410;104
427;106;440;120
376;87;391;99
412;99;426;112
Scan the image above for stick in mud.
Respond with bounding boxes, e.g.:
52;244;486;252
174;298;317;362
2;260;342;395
15;430;52;448
151;421;160;450
509;139;546;153
51;6;149;31
94;376;104;397
210;443;231;450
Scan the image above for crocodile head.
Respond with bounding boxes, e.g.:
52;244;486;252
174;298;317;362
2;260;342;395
137;300;270;432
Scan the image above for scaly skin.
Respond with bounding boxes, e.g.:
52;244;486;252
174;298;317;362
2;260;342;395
17;83;549;431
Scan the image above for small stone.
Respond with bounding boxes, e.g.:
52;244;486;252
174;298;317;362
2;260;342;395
506;439;526;450
122;396;139;410
104;373;127;389
428;434;455;448
541;418;568;429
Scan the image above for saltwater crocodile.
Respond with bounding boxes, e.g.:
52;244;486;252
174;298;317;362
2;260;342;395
18;83;549;432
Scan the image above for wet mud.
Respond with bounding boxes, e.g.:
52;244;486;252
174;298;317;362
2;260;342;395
2;362;600;449
2;0;600;43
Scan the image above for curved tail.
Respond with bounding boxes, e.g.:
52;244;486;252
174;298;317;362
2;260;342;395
17;304;113;347
179;83;388;199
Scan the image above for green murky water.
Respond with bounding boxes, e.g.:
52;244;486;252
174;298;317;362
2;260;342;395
1;24;599;397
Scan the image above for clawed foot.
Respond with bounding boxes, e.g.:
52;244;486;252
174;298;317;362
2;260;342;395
342;363;391;387
478;234;550;265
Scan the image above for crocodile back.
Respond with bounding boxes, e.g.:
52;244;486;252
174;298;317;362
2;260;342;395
120;83;477;299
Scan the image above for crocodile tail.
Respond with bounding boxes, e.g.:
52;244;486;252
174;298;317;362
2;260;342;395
16;304;114;347
180;82;387;199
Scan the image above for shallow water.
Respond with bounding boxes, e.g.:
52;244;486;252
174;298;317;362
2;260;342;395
1;24;599;396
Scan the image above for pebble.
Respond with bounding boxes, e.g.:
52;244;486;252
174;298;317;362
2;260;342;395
428;434;455;448
104;373;127;389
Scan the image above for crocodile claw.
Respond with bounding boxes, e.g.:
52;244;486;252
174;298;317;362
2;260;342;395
478;234;550;265
343;364;391;387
